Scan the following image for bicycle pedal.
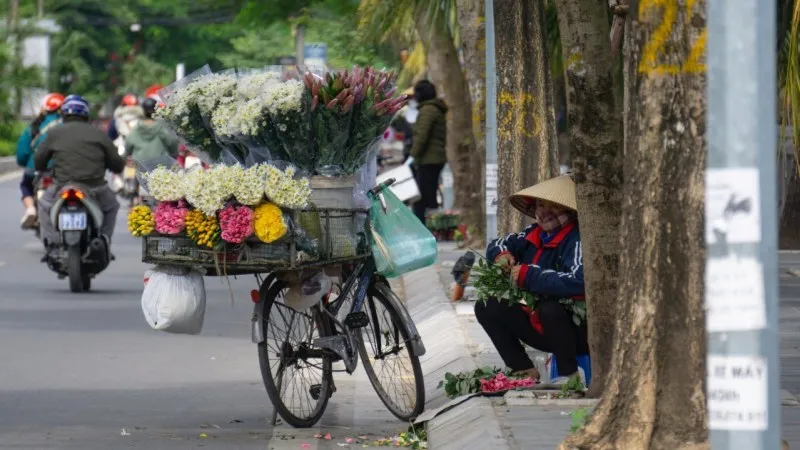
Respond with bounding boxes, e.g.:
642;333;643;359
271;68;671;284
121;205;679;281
344;311;370;329
309;384;334;400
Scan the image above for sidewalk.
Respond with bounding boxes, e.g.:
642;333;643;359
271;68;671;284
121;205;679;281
404;244;800;449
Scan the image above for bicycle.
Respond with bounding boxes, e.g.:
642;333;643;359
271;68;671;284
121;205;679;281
251;179;427;428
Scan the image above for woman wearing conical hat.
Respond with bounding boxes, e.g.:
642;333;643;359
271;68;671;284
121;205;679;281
475;174;588;386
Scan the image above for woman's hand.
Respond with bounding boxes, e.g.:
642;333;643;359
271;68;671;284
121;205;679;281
494;253;515;269
510;264;522;282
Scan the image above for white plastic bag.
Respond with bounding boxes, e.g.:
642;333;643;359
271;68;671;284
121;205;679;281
141;266;206;335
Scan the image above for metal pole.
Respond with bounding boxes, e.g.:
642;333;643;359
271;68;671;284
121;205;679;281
485;0;498;242
706;0;779;448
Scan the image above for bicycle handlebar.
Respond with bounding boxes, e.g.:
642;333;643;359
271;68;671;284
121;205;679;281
369;178;396;196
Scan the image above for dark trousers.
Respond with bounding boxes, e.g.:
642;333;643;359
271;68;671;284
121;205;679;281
20;173;35;199
413;163;444;223
474;299;589;376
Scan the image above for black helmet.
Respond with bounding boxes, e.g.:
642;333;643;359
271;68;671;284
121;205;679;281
142;97;158;118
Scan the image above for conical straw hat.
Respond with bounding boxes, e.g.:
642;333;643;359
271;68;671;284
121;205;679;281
509;174;577;218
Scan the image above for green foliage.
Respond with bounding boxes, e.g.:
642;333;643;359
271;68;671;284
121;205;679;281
569;407;592;433
437;366;505;399
560;373;585;395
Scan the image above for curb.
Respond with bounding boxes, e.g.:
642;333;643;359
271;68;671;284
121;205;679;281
401;265;511;450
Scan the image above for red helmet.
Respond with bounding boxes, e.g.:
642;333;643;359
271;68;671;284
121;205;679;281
121;94;138;106
40;93;65;113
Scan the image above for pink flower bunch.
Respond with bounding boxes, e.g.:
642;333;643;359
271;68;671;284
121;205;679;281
480;373;535;393
219;204;254;244
153;201;189;235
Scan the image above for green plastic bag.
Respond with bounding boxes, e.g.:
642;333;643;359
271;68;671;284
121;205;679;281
369;188;438;278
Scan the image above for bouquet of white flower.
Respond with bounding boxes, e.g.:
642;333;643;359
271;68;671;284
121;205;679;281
157;68;237;163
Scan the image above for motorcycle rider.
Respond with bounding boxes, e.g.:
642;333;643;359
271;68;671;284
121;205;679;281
107;94;144;141
124;97;179;161
16;93;64;229
35;95;125;258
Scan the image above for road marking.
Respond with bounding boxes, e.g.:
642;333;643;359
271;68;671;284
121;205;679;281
0;261;6;267
24;242;41;249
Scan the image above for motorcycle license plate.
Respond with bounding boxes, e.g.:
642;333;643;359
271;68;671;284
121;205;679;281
124;166;136;178
59;212;87;231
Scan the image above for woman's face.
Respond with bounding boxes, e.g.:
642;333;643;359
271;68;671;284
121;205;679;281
533;199;569;232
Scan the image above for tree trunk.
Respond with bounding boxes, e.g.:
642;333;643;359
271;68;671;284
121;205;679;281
780;171;800;249
556;0;623;397
560;0;708;448
416;6;482;231
779;129;800;249
456;0;487;245
494;0;559;236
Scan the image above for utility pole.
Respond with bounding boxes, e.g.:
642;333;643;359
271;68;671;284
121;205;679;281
295;25;305;69
37;0;43;18
484;0;498;242
705;0;780;448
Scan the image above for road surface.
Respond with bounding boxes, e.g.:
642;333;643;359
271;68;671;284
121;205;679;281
0;171;403;449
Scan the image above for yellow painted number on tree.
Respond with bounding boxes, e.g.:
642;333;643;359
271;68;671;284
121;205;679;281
638;0;707;75
498;91;541;140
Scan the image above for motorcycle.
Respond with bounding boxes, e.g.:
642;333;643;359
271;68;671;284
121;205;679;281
45;184;112;293
26;171;55;240
120;158;139;206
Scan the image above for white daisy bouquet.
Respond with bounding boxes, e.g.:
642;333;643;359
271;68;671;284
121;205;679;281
141;166;185;202
233;163;268;206
264;163;312;209
157;67;237;163
184;165;238;215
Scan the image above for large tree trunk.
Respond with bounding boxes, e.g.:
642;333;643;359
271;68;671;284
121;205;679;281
416;6;482;230
494;0;559;236
456;0;487;245
556;0;623;397
560;0;708;448
779;129;800;249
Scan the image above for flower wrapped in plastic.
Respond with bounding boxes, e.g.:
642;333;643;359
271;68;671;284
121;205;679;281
153;200;190;235
128;205;154;237
185;209;221;249
303;66;410;175
253;202;288;243
219;204;254;244
236;69;284;100
141;166;185;202
184;165;240;215
156;69;237;163
264;164;312;209
233;163;268;206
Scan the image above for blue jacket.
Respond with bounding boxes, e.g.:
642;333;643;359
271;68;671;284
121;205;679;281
16;113;61;174
486;222;584;300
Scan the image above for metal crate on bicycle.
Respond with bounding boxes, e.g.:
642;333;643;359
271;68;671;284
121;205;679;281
129;64;439;428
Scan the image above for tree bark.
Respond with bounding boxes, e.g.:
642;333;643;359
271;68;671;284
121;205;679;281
494;0;559;236
560;0;708;448
779;128;800;249
456;0;487;245
556;0;623;397
416;5;482;231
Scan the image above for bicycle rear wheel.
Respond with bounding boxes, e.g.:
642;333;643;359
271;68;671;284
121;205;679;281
357;283;425;421
257;281;333;428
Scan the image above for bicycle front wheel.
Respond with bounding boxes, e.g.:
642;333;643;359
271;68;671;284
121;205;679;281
357;284;425;421
258;281;333;428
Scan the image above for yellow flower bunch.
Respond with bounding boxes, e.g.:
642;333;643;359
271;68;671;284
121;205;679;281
185;209;221;248
128;205;154;237
253;202;288;243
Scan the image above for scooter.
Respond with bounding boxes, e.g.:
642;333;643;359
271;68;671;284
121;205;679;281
120;158;139;206
26;170;55;240
45;184;112;293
